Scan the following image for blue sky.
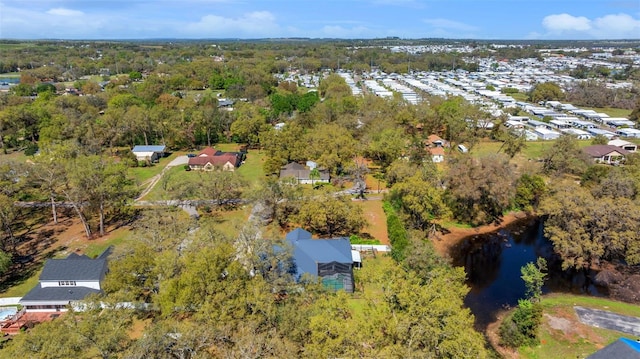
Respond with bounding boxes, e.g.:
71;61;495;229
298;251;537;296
1;0;639;40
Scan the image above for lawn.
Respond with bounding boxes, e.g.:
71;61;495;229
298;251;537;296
236;148;266;187
473;139;593;161
0;268;42;298
581;107;632;119
83;226;132;258
199;207;252;239
129;152;182;185
506;294;640;359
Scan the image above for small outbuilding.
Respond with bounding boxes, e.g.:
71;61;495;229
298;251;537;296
132;145;166;163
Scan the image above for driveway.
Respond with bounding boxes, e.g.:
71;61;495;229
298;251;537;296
574;306;640;336
166;155;189;168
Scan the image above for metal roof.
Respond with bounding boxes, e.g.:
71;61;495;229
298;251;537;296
286;228;353;277
39;256;108;282
132;145;166;153
20;284;101;304
587;338;640;359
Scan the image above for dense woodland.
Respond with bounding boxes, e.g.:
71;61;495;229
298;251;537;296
0;40;640;357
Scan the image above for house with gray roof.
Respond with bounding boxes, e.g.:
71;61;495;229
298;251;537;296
279;162;330;185
20;249;110;313
286;228;354;292
587;338;640;359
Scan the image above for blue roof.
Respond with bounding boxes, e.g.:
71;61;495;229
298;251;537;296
621;338;640;353
588;338;640;359
132;145;166;152
286;228;312;241
286;228;352;278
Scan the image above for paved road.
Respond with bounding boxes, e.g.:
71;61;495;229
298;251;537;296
574;306;640;336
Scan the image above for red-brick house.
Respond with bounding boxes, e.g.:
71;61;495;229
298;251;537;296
188;147;242;171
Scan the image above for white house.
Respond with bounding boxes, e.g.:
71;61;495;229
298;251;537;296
20;250;110;313
616;128;640;139
562;128;592;140
534;128;561;140
608;139;638;152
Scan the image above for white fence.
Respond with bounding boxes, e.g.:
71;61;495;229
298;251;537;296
351;244;391;253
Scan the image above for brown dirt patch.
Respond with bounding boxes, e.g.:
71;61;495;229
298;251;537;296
431;212;529;257
354;199;389;245
18;215;121;259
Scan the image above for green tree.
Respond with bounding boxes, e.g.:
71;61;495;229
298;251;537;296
309;167;320;187
0;249;11;275
521;258;547;302
295;191;366;237
445;154;517;225
541;181;640;269
499;299;543;348
541;135;590;176
514;174;546;212
528;82;565;103
390;171;450;230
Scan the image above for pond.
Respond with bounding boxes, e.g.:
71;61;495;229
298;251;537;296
450;217;605;329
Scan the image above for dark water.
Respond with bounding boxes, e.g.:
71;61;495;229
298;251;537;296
450;218;605;329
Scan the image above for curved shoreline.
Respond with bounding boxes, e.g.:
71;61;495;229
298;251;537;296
432;211;533;257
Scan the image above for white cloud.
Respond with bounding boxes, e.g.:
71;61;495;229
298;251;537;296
542;13;591;32
423;18;478;32
183;11;280;37
541;12;640;39
47;8;84;17
592;13;640;37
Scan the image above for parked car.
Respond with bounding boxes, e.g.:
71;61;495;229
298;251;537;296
186;153;196;158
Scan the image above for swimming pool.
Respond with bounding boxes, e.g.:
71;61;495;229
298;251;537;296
0;307;17;320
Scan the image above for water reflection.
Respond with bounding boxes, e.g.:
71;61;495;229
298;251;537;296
450;218;604;330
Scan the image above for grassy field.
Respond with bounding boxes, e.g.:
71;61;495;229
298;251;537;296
0;268;42;298
473;139;593;161
506;294;640;359
581;107;632;119
128;152;182;185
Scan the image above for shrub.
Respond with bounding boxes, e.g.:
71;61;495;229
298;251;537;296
382;201;409;262
499;299;543;348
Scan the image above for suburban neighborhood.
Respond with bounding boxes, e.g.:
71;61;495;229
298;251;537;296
0;29;639;358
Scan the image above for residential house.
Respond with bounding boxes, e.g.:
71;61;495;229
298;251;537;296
587;338;640;359
533;127;561;140
429;146;445;163
582;145;630;164
616;128;640;139
425;134;448;162
561;128;592;140
187;147;242;171
608;139;637;152
286;228;355;293
20;249;110;313
132;145;166;163
279;162;330;184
